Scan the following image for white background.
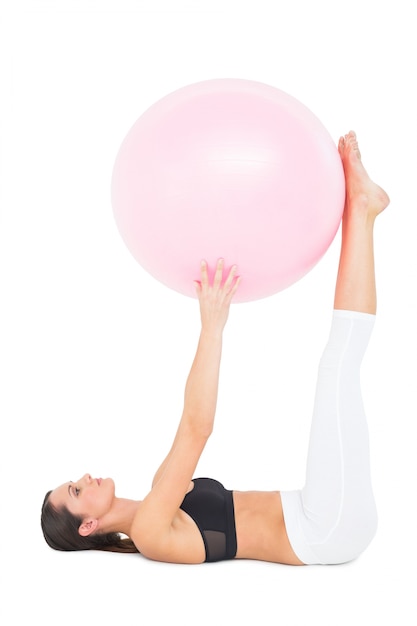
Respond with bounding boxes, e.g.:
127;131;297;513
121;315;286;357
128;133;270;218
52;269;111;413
1;1;416;624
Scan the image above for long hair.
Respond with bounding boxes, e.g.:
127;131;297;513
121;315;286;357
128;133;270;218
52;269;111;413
41;491;139;554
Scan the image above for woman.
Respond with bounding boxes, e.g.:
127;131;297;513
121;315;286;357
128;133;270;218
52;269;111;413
41;131;389;565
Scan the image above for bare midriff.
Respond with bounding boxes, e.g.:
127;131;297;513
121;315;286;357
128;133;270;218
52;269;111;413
232;490;304;565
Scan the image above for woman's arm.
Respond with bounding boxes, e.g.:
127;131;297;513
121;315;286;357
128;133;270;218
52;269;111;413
151;259;240;488
134;260;240;558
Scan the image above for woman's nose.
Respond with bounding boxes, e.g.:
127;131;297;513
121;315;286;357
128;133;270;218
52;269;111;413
82;473;92;484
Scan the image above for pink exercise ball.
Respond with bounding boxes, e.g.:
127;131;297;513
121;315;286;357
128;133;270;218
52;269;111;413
111;79;345;302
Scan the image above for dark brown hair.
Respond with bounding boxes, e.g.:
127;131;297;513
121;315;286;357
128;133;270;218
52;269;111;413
41;491;139;553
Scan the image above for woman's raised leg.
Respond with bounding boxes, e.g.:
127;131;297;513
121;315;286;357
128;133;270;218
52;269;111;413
281;132;389;565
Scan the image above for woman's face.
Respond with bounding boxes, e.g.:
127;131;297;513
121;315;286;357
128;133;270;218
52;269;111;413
48;474;115;522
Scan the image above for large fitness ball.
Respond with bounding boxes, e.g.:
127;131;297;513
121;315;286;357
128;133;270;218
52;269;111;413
111;79;344;302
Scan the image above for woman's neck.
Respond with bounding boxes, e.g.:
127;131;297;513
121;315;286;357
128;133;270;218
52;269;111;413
98;496;142;537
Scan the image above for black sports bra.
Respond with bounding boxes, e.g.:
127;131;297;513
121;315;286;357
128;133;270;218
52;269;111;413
180;478;237;562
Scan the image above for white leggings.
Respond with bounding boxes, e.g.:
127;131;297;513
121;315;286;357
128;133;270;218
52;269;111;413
281;310;378;565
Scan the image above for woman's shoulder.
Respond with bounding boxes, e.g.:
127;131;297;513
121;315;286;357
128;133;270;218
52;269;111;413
130;501;206;564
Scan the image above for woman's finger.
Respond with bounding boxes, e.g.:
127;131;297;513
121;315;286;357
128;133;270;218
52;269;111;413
200;259;209;288
223;264;238;292
213;258;224;289
228;275;241;298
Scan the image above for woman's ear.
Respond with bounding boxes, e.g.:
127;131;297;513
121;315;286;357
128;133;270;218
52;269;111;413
78;518;99;537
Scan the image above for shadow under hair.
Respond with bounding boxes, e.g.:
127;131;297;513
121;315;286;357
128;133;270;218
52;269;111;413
41;491;139;554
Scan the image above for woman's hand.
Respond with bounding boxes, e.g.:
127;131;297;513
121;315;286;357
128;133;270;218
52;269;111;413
194;259;241;335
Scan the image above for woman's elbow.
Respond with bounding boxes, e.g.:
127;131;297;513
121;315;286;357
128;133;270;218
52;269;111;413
184;413;213;441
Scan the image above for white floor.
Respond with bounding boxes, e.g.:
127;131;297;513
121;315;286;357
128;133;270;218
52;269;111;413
1;2;416;624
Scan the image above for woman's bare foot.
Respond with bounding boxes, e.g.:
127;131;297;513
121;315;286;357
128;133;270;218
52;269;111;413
338;131;389;219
